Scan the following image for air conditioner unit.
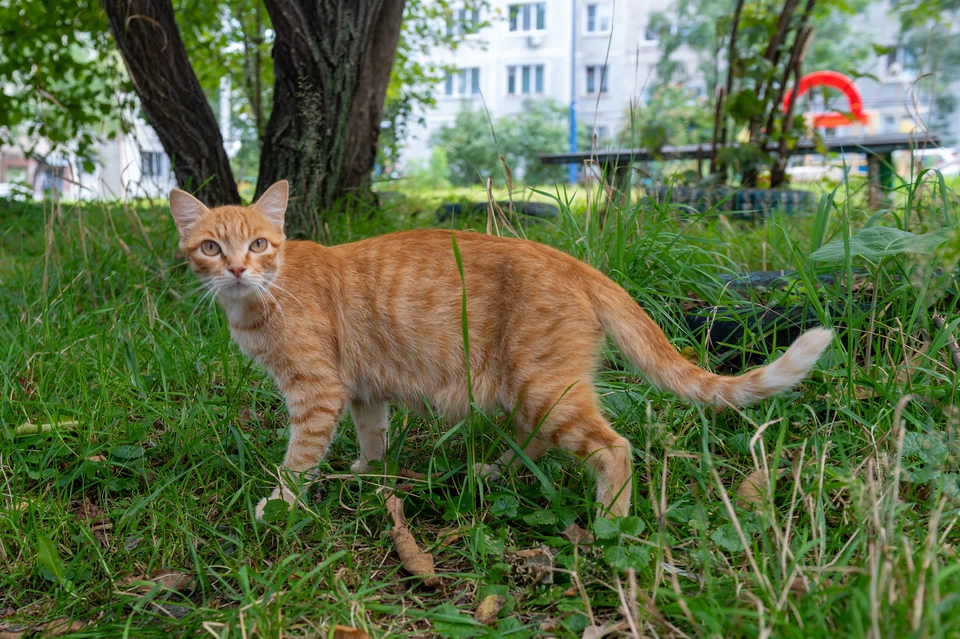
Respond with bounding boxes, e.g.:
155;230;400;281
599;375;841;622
526;34;544;48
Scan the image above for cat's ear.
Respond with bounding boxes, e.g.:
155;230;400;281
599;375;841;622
169;189;209;236
253;180;288;230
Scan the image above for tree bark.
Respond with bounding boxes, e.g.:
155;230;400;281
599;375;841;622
103;0;241;206
257;0;406;238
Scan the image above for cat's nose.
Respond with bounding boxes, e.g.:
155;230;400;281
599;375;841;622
228;266;246;279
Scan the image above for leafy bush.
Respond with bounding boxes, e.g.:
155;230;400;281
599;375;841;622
432;99;568;186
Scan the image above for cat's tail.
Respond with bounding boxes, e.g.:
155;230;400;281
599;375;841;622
589;277;832;407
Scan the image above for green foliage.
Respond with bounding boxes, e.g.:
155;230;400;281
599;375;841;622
810;225;956;263
0;1;131;165
497;99;568;185
431;99;567;186
379;1;489;169
430;104;500;186
619;84;715;151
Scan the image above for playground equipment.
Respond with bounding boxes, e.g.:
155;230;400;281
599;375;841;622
782;70;870;128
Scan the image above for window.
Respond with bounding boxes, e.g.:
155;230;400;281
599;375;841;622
585;65;608;94
885;46;919;80
446;7;480;36
444;68;481;97
508;3;546;33
643;24;660;44
507;64;544;95
141;151;164;177
586;3;611;33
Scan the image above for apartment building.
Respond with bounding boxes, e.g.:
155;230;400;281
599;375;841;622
400;0;703;164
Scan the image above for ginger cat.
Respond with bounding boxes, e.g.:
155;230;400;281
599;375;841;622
168;180;833;520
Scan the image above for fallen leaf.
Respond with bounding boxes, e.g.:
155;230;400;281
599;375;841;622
562;586;578;597
0;609;14;619
509;545;555;585
118;570;194;594
35;618;87;637
737;468;765;507
398;469;427;480
581;623;612;639
473;594;505;626
385;494;440;587
394;483;415;493
14;420;78;436
562;523;594;548
0;628;24;639
438;527;462;547
78;498;102;522
539;615;568;632
789;577;808;595
85;455;107;463
332;625;371;639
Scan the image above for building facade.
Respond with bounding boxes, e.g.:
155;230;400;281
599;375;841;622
401;0;702;165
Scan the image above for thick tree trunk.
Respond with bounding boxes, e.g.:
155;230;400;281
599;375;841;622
257;0;406;237
103;0;241;206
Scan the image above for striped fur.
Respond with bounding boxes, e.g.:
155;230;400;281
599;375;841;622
169;181;833;519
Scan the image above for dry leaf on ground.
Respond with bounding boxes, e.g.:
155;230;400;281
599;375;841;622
0;618;88;639
397;469;427;480
737;468;766;506
581;623;614;639
333;624;372;639
473;595;505;626
385;494;440;587
34;618;87;637
561;523;594;548
509;545;555;585
438;527;462;547
118;570;194;594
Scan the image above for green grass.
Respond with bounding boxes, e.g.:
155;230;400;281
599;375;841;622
1;173;959;638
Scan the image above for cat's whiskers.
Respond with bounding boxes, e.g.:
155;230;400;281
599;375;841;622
266;280;307;311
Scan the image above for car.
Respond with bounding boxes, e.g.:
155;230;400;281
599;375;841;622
914;148;960;177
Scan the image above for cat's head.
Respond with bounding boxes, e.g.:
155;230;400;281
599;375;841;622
169;180;288;302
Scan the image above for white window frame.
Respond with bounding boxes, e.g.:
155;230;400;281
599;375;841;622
444;67;481;97
141;151;165;177
585;65;608;95
507;63;545;96
507;3;546;34
446;7;481;36
585;3;612;34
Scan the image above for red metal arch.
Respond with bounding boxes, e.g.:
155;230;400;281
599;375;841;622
783;70;868;128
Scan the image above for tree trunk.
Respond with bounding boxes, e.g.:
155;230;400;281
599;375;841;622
257;0;406;238
103;0;241;206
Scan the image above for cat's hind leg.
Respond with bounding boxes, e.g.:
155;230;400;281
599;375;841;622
349;399;389;473
545;391;632;517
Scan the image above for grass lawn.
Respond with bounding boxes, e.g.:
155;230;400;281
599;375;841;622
1;175;959;638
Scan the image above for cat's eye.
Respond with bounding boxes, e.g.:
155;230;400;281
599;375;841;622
250;238;268;253
200;241;221;256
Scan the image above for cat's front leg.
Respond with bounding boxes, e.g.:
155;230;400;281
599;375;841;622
255;379;347;521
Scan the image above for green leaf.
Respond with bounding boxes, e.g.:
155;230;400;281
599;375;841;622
725;88;761;121
619;516;646;537
431;603;484;638
489;494;519;518
710;523;744;552
603;544;651;571
903;432;949;465
260;499;289;523
592;518;620;540
111;444;144;460
522;509;557;526
810;226;956;263
36;534;63;583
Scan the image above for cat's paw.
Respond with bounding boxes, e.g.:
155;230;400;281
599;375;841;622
474;462;502;480
350;458;372;473
254;486;297;522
